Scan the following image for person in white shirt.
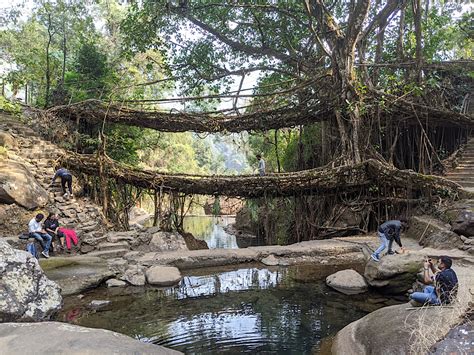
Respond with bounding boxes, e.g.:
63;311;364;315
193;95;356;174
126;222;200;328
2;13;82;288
28;213;52;258
256;154;266;176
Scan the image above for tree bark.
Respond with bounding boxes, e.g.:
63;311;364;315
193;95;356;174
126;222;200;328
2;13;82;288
412;0;423;82
45;13;54;108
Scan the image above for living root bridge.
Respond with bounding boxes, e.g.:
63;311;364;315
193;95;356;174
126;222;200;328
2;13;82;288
49;99;331;133
59;153;462;198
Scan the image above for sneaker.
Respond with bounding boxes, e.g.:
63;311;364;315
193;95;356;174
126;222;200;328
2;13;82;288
387;250;395;255
370;254;380;262
41;250;50;259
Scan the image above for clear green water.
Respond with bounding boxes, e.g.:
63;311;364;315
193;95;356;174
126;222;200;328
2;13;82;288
58;264;397;354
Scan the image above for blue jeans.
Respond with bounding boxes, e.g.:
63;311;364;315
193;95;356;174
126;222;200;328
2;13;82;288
372;232;393;257
30;232;52;253
410;286;440;305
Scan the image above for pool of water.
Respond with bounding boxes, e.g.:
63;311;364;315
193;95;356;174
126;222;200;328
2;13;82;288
58;264;398;354
183;216;238;249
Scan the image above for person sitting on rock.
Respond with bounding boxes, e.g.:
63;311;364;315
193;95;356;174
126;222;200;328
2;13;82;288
44;212;65;252
371;219;408;262
28;213;52;258
50;167;73;198
410;256;458;306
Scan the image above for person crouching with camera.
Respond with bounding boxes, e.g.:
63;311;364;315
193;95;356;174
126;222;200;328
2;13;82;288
410;256;458;306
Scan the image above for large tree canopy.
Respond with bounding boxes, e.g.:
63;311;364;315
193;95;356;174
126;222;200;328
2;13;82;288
113;1;473;166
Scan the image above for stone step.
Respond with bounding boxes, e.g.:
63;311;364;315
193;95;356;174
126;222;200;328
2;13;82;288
96;241;130;251
446;172;474;176
450;181;474;187
86;249;129;259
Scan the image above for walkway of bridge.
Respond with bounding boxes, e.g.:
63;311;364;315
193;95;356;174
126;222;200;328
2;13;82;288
60;152;463;198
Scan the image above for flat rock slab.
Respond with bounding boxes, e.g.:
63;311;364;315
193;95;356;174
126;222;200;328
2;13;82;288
0;322;181;354
146;266;182;286
261;254;280;266
106;279;127;288
40;256;115;296
137;239;363;269
326;269;368;295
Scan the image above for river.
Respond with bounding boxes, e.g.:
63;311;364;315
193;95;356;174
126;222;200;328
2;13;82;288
58;264;400;354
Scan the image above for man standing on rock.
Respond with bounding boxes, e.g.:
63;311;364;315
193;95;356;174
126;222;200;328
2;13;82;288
256;154;266;176
50;167;73;198
28;213;51;258
410;256;458;305
371;219;408;262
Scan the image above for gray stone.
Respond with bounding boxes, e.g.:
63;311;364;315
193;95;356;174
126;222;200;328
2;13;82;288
0;159;49;209
332;302;469;355
261;254;279;266
419;230;463;249
452;210;474;237
0;239;62;322
107;258;129;274
40;256;115;296
122;265;146;286
326;269;368;295
364;252;424;294
123;250;143;261
145;266;182;286
105;231;137;243
408;216;463;249
0;131;16;148
149;231;189;252
89;300;111;309
106;279;127;288
0;322;181;354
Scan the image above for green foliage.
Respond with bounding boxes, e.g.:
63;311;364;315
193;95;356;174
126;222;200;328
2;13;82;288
0;97;21;116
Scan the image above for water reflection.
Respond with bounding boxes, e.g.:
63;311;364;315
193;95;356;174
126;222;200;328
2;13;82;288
59;266;379;354
166;268;285;299
184;216;238;249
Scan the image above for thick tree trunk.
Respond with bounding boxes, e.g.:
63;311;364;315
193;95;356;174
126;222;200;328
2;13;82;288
412;0;423;82
61;22;66;84
45;13;54;108
397;5;406;61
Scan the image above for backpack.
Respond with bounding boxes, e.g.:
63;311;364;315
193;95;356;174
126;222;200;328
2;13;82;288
26;242;39;259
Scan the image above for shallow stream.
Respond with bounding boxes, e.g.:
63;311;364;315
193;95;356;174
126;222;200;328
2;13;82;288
58;264;402;354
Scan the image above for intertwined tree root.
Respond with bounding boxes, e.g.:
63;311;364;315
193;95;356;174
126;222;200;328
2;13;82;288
59;152;462;198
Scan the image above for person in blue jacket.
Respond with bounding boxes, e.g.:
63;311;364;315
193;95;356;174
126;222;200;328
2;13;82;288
371;219;408;262
50;167;73;198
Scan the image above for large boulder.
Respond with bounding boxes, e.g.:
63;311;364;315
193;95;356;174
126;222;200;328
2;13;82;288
0;131;16;148
452;210;474;238
0;159;49;209
122;265;146;286
364;252;423;294
407;216;463;249
0;239;62;322
148;231;189;252
40;256;115;296
145;266;182;286
180;231;209;250
326;269;368;295
332;302;468;355
0;322;181;354
128;206;152;227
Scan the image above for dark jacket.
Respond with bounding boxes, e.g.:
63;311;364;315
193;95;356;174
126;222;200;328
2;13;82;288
435;268;458;304
378;220;403;247
51;168;71;183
